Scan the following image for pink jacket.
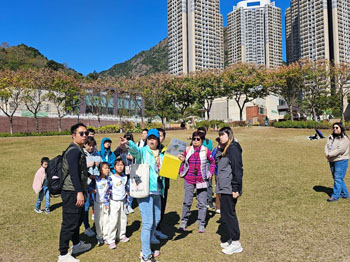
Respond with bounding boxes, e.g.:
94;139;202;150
32;167;46;194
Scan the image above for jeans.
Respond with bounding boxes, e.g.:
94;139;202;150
35;186;50;210
330;159;349;199
137;194;161;259
83;193;94;229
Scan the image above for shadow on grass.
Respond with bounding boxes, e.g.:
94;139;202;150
50;202;62;212
216;221;227;243
313;185;333;197
126;220;141;238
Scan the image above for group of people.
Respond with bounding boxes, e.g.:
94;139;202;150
33;123;244;262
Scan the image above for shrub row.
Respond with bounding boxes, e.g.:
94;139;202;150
273;120;331;129
0;130;71;137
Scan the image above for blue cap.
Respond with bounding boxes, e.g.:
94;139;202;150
147;129;159;139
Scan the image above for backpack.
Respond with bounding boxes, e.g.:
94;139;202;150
46;145;74;195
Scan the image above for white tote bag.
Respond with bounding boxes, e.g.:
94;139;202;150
129;153;150;198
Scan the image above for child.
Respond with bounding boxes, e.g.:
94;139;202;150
106;158;129;249
98;137;116;173
32;157;50;214
89;162;110;246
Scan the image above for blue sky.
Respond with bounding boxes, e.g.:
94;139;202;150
0;0;290;75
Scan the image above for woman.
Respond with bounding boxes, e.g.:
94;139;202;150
325;122;349;202
120;129;164;262
178;131;215;233
215;127;243;255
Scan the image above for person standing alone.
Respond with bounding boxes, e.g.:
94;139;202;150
58;123;91;262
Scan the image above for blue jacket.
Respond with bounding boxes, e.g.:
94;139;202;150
128;140;164;194
98;137;116;173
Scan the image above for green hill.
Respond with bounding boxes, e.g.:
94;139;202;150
0;42;80;75
99;38;168;78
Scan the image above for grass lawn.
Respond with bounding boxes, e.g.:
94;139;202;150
1;127;349;262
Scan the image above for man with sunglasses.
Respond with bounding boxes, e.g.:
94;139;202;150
58;123;91;262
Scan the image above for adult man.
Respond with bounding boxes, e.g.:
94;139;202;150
137;128;148;147
58;123;91;262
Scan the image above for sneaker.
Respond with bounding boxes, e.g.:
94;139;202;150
140;255;158;262
178;221;187;231
198;225;206;233
34;208;43;214
109;242;117;250
71;241;91;255
216;209;221;214
127;206;135;214
57;254;80;262
155;230;168;240
150;235;160;244
119;236;130;243
222;241;243;255
327;197;338;202
97;238;104;246
84;228;95;237
91;213;94;221
220;242;230;249
207;204;215;210
45;208;50;214
153;250;160;257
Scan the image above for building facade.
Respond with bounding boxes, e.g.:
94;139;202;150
286;0;350;64
168;0;224;75
227;0;282;68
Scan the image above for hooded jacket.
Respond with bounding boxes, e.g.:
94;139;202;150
98;137;116;172
215;142;243;195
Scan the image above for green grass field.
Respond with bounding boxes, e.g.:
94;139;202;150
1;127;350;262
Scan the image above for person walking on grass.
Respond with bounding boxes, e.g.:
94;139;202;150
58;123;91;262
120;129;165;262
33;157;50;214
325;122;349;202
215;127;243;255
106;158;130;249
178;130;215;233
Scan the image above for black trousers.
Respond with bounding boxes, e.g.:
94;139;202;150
220;194;240;242
59;191;85;255
207;176;213;205
157;178;169;230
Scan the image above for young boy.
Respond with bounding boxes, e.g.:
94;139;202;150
98;137;116;173
89;162;111;246
33;157;50;214
106;158;129;249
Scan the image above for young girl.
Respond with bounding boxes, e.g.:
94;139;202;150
106;158;129;249
89;162;110;246
33;157;50;214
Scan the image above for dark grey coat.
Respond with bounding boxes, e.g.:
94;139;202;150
215;142;243;195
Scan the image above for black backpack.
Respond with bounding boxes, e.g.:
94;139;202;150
46;145;74;195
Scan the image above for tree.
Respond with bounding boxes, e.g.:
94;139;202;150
194;69;222;122
46;70;80;132
143;73;176;128
222;63;269;121
172;74;198;123
23;68;50;133
0;69;27;134
302;59;330;120
333;62;350;124
272;62;304;121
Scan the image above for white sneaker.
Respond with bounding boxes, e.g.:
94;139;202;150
84;228;95;237
71;241;91;255
57;254;80;262
222;241;243;255
220;242;230;249
34;208;43;214
155;230;168;240
216;209;221;214
127;206;134;214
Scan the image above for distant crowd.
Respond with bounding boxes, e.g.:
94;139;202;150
33;124;244;262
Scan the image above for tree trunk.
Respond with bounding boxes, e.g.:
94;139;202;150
312;107;317;121
9;117;13;135
34;115;39;133
98;115;101;128
58;117;62;132
341;94;345;125
289;104;294;122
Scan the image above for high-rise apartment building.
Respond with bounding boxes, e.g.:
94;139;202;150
227;0;282;68
286;0;350;64
168;0;224;75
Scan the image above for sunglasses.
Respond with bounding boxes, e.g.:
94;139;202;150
192;137;201;141
78;131;89;137
333;126;340;130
